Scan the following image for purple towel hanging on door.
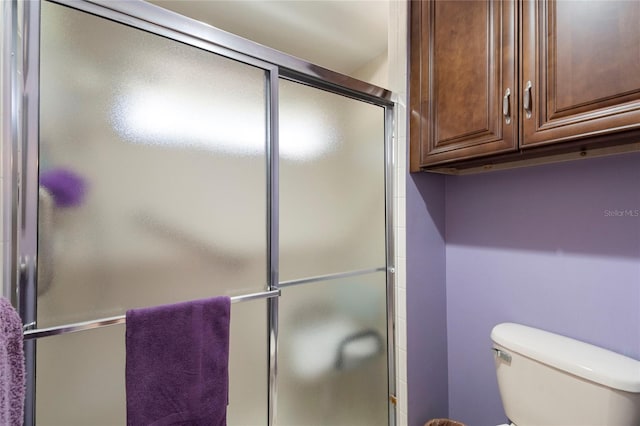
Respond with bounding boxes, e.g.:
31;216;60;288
0;296;25;426
125;296;231;426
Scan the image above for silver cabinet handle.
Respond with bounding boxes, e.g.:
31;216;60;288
523;80;532;118
503;88;511;124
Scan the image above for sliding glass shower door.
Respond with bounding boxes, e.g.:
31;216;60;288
278;79;388;425
38;3;269;424
14;1;394;425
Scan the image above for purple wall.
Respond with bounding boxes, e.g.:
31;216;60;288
406;172;449;425
445;153;640;425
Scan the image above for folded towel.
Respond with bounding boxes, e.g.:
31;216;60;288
0;297;25;426
125;296;231;426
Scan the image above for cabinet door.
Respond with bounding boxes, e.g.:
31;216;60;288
410;0;517;170
522;0;640;148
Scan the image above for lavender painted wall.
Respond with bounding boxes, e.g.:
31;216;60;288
445;153;640;425
406;172;449;425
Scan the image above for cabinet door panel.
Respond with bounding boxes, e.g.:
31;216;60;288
522;0;640;147
410;0;517;170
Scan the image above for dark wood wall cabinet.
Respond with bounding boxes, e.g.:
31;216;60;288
410;0;640;174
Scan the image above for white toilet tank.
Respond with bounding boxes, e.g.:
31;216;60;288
491;323;640;426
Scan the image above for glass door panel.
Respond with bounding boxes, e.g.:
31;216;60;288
35;300;268;425
32;4;392;426
39;2;267;327
279;79;386;282
277;272;389;426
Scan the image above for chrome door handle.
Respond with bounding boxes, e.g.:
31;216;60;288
38;187;54;295
523;80;532;119
503;88;511;124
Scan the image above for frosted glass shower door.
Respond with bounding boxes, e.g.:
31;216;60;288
278;79;388;425
279;80;387;282
277;272;389;426
36;2;269;424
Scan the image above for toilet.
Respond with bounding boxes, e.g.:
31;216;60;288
491;323;640;426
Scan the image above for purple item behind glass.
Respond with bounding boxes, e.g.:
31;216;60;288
39;168;86;207
125;296;231;426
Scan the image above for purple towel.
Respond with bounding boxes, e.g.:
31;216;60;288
0;297;25;426
125;296;231;426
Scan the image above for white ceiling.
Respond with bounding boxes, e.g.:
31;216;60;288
149;0;389;75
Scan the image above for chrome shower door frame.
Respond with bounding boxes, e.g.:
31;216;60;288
2;1;397;425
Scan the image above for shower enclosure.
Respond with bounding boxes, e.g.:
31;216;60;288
1;1;396;425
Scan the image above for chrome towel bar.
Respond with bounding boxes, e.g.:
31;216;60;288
23;289;281;340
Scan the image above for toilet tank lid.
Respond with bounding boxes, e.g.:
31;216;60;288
491;323;640;393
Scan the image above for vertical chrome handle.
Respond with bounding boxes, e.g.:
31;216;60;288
37;188;54;296
503;88;511;124
523;80;532;118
